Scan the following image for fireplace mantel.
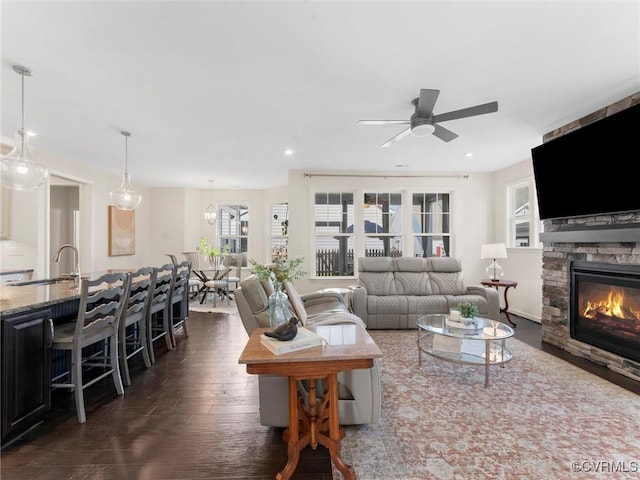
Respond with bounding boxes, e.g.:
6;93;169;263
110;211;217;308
540;223;640;244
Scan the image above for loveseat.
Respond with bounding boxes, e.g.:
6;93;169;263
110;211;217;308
351;257;500;328
235;274;381;427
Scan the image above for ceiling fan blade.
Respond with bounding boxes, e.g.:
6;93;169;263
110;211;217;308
433;124;459;142
358;120;410;125
416;89;440;117
433;101;498;123
381;128;411;148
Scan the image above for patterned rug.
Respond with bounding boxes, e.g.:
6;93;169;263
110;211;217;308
333;330;640;480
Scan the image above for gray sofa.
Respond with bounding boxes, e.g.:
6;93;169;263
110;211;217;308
235;274;381;427
351;257;500;328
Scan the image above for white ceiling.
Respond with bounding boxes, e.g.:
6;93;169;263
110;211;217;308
2;1;639;190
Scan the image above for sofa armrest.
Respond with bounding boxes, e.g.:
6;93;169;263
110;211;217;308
349;285;368;325
300;289;345;304
467;285;501;321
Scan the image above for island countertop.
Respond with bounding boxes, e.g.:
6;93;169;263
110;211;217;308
0;269;138;316
0;280;81;316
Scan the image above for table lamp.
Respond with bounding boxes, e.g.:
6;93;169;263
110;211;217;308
481;243;507;281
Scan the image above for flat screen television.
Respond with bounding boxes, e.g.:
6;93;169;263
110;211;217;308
531;102;640;220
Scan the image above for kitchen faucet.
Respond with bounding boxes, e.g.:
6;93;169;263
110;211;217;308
53;244;80;283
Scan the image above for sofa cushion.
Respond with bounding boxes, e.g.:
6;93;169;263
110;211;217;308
239;276;269;313
393;272;433;295
284;281;308;326
429;271;467;295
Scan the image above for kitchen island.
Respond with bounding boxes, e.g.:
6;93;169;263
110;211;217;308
0;271;146;446
1;278;83;446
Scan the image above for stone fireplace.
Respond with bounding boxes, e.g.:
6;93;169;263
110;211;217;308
538;93;640;382
570;260;640;364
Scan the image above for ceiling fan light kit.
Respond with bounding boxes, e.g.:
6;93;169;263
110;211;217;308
359;88;498;147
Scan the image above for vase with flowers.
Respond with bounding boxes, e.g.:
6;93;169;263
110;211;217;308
249;257;306;329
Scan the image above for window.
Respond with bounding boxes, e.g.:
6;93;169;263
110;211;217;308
219;204;248;254
312;190;453;277
507;179;542;248
271;203;288;261
412;193;451;257
313;192;354;276
363;192;402;257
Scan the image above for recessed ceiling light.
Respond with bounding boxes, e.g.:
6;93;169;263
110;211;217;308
465;152;473;158
25;131;37;137
395;164;409;168
284;149;295;156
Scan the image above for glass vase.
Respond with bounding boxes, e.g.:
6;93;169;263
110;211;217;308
268;282;289;330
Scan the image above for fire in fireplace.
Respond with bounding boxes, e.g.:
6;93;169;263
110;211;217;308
570;261;640;363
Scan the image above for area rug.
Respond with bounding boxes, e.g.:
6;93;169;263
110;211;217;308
333;330;640;480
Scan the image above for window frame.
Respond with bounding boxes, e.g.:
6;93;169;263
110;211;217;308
310;189;454;278
506;178;542;249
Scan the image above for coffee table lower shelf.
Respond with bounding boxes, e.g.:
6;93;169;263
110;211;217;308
417;333;513;387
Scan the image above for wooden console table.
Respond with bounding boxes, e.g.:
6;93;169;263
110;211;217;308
238;324;382;480
481;279;518;327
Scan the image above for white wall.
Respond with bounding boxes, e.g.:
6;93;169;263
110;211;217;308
492;159;543;322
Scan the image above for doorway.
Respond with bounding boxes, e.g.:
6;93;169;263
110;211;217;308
47;174;90;278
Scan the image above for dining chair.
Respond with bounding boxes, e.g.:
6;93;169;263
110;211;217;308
197;254;225;304
168;260;190;347
50;271;129;423
118;266;154;386
182;251;205;299
146;263;175;364
224;253;245;293
202;266;232;307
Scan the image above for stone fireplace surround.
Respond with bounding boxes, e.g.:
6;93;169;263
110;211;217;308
539;92;640;382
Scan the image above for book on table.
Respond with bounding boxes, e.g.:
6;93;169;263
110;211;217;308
259;327;324;355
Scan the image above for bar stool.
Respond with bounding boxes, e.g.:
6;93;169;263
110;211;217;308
51;271;128;423
118;266;154;386
146;263;175;364
168;260;190;347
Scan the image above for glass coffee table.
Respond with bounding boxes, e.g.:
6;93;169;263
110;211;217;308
417;314;514;387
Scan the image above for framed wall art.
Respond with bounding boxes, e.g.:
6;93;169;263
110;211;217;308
108;206;135;256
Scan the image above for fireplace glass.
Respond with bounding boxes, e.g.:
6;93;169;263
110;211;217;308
570;261;640;363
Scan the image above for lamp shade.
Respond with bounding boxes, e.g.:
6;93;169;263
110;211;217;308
481;243;507;260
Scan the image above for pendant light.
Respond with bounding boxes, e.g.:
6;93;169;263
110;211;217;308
204;179;217;225
0;65;49;191
109;131;142;210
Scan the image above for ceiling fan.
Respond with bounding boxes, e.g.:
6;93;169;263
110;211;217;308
358;89;498;147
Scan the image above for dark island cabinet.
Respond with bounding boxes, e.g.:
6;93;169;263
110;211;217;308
1;308;52;445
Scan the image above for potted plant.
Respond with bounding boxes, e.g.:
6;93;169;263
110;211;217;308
457;301;479;326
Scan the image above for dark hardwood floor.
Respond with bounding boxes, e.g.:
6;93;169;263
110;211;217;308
1;310;637;480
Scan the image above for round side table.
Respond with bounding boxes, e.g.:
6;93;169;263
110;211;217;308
480;279;518;327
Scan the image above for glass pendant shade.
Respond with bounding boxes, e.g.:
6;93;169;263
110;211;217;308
204;179;216;224
110;172;142;210
1;129;49;190
109;131;141;210
1;65;49;191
